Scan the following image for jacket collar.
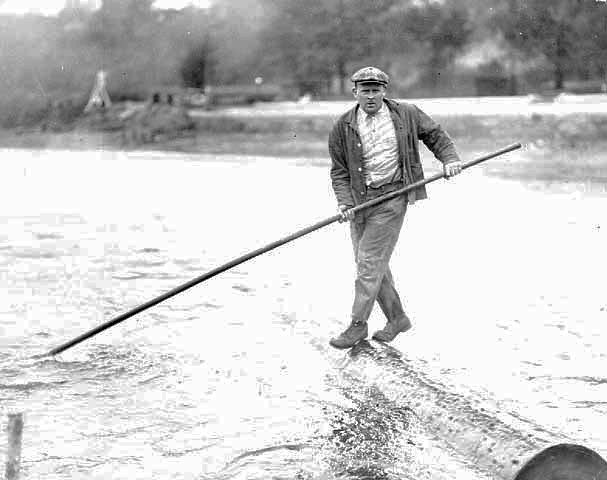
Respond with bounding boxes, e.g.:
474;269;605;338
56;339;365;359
345;98;399;128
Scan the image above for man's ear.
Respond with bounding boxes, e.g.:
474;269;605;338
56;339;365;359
351;86;357;98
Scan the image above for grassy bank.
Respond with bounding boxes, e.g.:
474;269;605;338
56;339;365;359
1;107;606;189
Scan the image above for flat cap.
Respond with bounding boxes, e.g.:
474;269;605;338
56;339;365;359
350;66;389;86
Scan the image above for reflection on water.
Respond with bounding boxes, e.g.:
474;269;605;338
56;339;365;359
326;342;410;479
324;377;412;479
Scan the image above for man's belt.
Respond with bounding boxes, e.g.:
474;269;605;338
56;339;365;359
365;180;404;194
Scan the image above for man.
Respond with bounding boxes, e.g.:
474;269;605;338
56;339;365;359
328;66;462;349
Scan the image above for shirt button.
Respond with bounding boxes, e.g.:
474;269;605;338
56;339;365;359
357;143;361;147
357;167;362;172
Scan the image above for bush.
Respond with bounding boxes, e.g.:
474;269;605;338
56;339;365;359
0;90;88;130
0;93;48;129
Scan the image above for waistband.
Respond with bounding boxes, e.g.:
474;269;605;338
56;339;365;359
365;180;404;195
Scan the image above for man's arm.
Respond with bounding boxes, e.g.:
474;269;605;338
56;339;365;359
414;105;462;177
329;123;355;209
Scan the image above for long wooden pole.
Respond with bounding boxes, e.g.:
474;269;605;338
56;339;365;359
46;143;521;356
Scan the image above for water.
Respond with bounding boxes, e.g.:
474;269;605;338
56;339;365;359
1;147;606;479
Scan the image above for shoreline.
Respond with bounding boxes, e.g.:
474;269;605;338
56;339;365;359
1;106;607;193
0;127;330;159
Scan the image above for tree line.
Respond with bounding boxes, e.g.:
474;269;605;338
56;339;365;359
1;0;606;116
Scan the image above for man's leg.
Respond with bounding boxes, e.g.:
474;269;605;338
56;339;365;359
376;268;408;324
329;196;406;349
352;196;406;322
373;267;411;342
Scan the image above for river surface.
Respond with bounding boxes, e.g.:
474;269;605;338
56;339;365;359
1;147;606;479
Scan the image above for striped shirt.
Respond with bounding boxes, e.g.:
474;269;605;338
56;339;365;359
357;102;401;187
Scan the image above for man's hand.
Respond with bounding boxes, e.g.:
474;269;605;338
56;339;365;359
338;205;354;223
444;161;463;178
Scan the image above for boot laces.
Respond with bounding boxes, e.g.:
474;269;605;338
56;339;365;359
345;321;365;334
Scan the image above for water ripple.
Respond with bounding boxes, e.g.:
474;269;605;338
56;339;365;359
528;375;607;385
222;442;314;469
0;379;70;392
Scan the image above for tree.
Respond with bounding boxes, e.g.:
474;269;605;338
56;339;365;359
258;0;335;95
571;2;607;81
197;0;267;85
259;0;405;96
327;0;408;94
180;39;212;88
399;0;473;90
489;0;602;90
86;0;155;46
258;0;476;96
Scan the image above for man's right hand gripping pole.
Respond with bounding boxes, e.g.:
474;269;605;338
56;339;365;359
338;205;355;223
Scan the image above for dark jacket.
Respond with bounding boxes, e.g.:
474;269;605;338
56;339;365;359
329;98;460;208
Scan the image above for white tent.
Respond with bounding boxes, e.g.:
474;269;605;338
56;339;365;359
84;70;112;113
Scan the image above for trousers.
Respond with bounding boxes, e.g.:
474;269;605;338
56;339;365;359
349;189;407;324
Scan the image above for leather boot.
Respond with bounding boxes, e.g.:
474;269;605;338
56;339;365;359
329;321;368;349
372;315;411;343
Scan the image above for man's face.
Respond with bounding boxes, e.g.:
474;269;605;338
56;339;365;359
353;82;386;115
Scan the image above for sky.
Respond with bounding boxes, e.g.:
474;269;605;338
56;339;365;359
0;0;208;16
